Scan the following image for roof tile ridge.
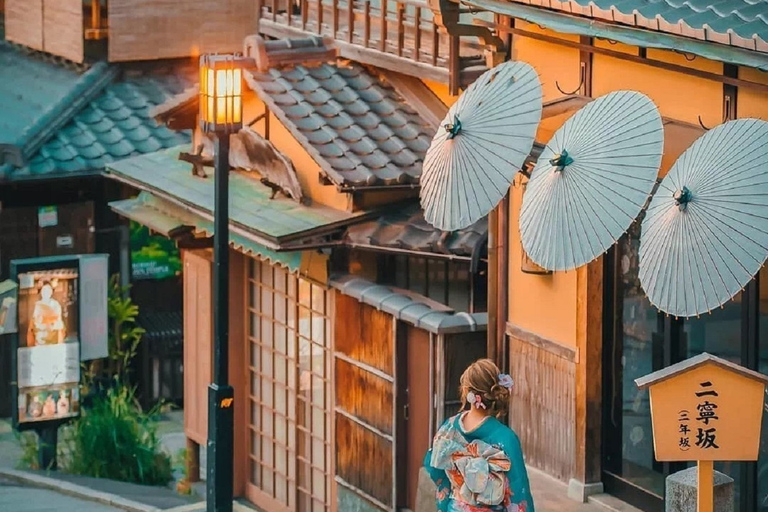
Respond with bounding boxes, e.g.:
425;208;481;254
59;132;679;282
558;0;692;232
19;61;119;166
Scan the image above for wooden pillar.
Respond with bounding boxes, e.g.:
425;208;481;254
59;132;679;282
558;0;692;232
487;206;498;364
186;438;200;483
229;249;248;497
571;257;603;501
496;194;510;373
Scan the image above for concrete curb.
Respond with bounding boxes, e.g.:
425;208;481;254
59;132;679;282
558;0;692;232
161;502;205;512
0;467;162;512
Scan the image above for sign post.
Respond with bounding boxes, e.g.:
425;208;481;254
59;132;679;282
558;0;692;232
636;353;768;512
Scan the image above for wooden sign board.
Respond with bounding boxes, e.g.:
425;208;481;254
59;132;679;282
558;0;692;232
636;353;768;462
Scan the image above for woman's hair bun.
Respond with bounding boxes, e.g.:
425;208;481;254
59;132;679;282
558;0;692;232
460;359;511;420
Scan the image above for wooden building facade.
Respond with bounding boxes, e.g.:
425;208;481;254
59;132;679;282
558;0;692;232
104;33;490;512
16;0;767;511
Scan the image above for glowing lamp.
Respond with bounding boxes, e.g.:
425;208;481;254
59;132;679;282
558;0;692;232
199;54;246;134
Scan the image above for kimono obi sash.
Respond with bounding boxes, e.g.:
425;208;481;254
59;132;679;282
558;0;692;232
430;428;511;506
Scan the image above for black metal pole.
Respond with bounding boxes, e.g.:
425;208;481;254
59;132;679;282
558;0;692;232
207;132;234;512
36;426;58;470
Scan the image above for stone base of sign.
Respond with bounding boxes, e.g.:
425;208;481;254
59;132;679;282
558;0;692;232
416;467;438;512
567;478;605;503
665;466;734;512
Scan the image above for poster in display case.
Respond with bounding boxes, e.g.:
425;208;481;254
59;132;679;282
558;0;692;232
10;254;108;430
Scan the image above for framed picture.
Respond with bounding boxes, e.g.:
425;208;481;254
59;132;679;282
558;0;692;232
521;245;552;275
520;178;552;275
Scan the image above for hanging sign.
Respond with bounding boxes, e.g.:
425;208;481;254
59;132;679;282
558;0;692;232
636;353;768;512
130;221;182;280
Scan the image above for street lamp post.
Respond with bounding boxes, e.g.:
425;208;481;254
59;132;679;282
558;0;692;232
199;54;245;512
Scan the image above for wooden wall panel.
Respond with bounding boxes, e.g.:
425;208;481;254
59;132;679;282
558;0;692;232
183;250;212;445
334;291;395;510
335;293;394;375
108;0;257;62
509;326;576;482
42;0;83;63
336;358;393;434
336;413;393;507
38;201;94;256
5;0;44;51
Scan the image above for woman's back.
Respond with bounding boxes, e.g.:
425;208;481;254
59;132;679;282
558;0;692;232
423;359;535;512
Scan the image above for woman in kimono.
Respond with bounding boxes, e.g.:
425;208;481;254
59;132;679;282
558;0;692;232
423;358;535;512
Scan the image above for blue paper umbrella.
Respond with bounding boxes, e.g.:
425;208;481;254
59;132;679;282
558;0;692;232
420;61;542;232
520;90;664;271
639;118;768;318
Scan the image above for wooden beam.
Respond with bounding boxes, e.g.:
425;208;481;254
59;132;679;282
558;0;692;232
574;258;603;487
473;19;768;93
506;323;579;363
384;71;448;130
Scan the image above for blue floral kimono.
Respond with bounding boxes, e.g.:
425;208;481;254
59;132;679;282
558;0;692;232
423;413;535;512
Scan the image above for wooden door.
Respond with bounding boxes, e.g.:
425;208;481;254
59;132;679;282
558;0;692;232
405;326;431;511
38;201;95;256
182;250;213;444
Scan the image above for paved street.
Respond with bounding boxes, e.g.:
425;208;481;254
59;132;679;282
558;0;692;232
0;477;123;512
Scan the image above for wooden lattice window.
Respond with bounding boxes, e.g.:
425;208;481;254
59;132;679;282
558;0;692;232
247;259;333;512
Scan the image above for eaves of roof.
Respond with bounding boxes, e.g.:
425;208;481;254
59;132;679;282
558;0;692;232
110;191;303;271
105;145;372;248
464;0;768;71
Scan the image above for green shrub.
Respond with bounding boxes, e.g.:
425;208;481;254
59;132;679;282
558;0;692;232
63;384;172;486
15;431;40;470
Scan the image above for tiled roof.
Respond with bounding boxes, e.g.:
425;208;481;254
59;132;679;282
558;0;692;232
13;72;193;179
0;42;194;181
511;0;768;53
331;275;488;333
245;62;435;189
0;43;98;163
106;146;373;246
345;203;487;258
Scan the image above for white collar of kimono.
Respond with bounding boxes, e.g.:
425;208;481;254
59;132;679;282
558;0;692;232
459;411;491;434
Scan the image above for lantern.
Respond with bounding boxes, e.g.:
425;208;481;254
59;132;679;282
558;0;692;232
199;54;246;134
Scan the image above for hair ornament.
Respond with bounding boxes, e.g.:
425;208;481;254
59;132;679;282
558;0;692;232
498;373;514;390
466;391;486;409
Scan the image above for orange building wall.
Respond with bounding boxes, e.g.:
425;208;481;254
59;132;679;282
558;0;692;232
244;96;352;212
511;21;581;102
424;79;459;107
592;49;723;126
508;176;579;347
738;67;768;120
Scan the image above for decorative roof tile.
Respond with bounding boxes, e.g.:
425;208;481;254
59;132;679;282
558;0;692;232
509;0;768;53
246;62;435;188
